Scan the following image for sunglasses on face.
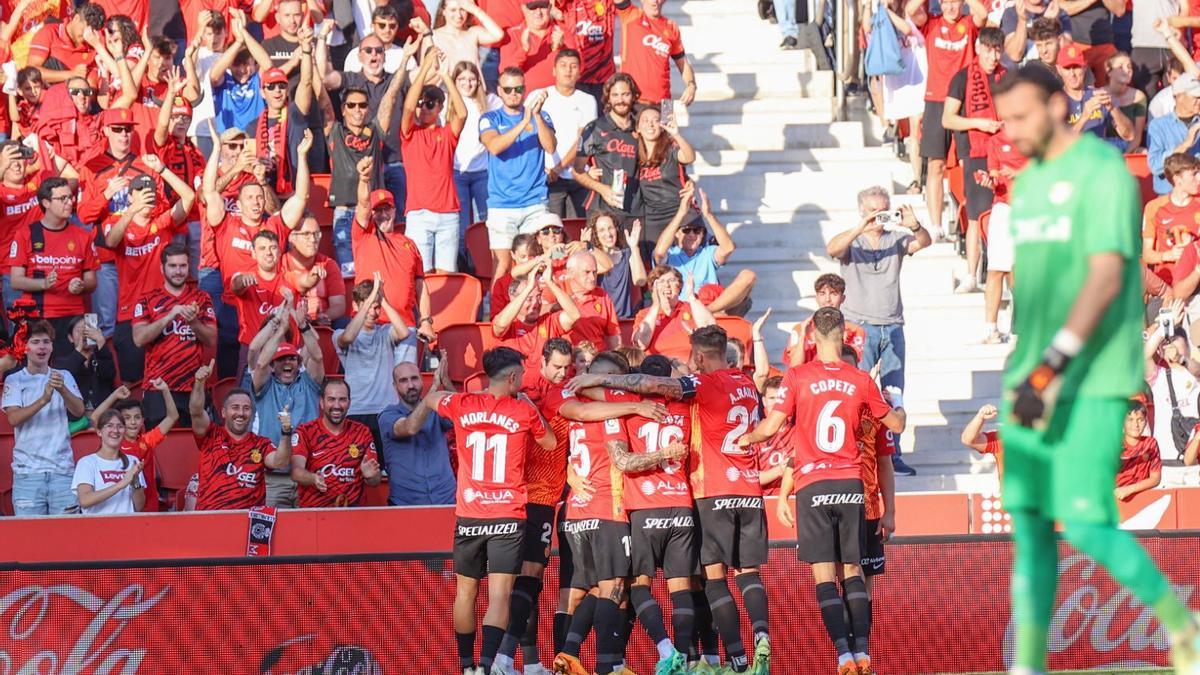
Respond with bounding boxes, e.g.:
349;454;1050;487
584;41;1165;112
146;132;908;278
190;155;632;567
344;100;369;110
224;142;244;150
361;46;384;54
68;87;95;96
264;82;287;91
501;85;525;94
681;227;704;234
374;21;398;29
539;226;563;235
109;125;134;135
526;1;551;8
417;99;439;110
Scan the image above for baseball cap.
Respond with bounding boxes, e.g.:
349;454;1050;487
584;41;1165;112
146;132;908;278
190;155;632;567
100;107;135;127
369;189;395;210
530;212;564;232
1175;73;1200;98
263;68;288;86
1056;42;1086;69
219;127;248;143
272;343;301;361
169;95;192;117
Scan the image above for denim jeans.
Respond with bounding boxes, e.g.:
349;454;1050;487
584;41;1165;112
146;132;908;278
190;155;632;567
860;322;907;455
94;261;119;337
480;47;501;92
774;0;799;38
384;162;408;219
198;267;241;380
407;209;460;272
332;206;356;278
12;471;76;515
453;169;489;241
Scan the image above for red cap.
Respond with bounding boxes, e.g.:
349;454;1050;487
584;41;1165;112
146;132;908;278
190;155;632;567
369;189;395;210
100;107;135;127
169;95;192;117
696;283;724;306
272;343;301;361
1057;42;1086;69
263;68;288;85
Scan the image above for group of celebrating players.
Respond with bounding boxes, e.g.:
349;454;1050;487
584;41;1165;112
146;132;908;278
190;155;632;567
435;307;903;675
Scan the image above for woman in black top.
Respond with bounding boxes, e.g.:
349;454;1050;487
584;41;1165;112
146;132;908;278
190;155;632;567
634;105;697;248
589;211;647;319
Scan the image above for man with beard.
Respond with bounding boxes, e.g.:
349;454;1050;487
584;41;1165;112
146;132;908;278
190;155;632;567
574;74;639;223
132;244;217;428
190;357;292;510
249;26;318;200
246;292;326;508
290;379;383;508
377;359;456;506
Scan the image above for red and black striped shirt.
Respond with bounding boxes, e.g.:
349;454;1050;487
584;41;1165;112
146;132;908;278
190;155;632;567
292;419;378;508
195;425;275;511
133;285;216;392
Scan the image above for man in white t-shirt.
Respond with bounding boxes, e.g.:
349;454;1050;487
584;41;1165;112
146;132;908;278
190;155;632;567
2;321;86;515
538;48;598;219
334;274;409;451
185;11;229;157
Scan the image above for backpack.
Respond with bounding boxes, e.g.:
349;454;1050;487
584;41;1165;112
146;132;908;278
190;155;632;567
1165;368;1199;460
864;0;905;77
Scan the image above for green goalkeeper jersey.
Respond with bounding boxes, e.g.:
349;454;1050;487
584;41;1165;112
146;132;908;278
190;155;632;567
1003;133;1144;400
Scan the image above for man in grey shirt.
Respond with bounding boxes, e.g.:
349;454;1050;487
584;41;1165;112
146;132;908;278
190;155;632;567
1130;0;1179;98
334;273;409;451
826;185;932;475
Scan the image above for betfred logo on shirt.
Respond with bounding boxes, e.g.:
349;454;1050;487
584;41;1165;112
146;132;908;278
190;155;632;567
933;30;969;52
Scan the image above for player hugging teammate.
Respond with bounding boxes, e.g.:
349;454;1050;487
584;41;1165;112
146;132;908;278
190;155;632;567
447;316;901;675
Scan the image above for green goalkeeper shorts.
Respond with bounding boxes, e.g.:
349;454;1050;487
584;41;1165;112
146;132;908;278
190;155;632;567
998;396;1124;526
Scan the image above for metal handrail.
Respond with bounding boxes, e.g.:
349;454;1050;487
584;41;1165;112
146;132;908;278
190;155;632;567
832;0;859;120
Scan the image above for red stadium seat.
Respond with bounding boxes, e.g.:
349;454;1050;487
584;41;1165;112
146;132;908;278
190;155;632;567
1125;153;1155;206
463;370;488;392
425;273;483;332
310;174;334;227
420;371;434;394
436;322;500;385
0;437;12;515
619;318;636;346
946;164;966;236
465;222;493;282
71;430;96;463
0;411;13;436
314;325;343;377
212;377;240;409
716;316;753;366
156;429;200;494
563;217;585;242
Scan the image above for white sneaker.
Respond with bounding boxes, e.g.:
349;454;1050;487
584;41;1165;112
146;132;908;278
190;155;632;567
489;664;518;675
955;277;979;294
524;665;554;675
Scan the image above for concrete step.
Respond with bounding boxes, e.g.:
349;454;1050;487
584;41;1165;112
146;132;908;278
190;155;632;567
687;118;865;151
691;70;836;101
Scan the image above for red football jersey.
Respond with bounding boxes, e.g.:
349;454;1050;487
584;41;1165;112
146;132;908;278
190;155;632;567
565;388;638;521
0;180;41;273
616;1;684;103
754;418;794;497
922;15;978;101
776;360;892;491
684;369;763;499
292;418;379;508
632;302;698;361
229;269;294;345
195;425;276;510
199;169;255;269
622;397;692;511
6;222;99;318
568;287;621;348
134;285;217;391
562;0;616;84
1117;436;1162;488
105;210;181;322
213;212;289;284
437;391;548;519
531;383;572;507
122;427;165;512
782;318;867;366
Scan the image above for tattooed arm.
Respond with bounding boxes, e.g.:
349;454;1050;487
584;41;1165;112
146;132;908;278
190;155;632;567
567;373;692;400
607;439;688;474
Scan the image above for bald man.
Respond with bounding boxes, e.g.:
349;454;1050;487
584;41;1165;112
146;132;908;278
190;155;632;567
376;361;455;505
565;250;621;349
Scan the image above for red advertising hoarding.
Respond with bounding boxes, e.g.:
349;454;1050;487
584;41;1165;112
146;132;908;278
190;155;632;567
2;535;1193;674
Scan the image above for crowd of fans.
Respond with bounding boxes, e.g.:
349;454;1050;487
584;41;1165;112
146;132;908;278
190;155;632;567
0;0;791;516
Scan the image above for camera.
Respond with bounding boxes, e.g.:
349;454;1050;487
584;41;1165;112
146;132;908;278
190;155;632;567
16;145;34;160
875;210;902;227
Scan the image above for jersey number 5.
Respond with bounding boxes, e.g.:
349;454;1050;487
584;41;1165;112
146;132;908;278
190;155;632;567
466;431;508;482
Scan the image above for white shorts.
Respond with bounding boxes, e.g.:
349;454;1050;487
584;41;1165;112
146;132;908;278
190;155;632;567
486;204;548;250
987;202;1013;273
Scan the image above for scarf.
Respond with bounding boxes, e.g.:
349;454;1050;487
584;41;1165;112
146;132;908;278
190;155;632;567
965;62;1005;158
247;505;277;555
255;105;292;195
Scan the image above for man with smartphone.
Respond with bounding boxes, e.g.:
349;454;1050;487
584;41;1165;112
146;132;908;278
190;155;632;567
825;185;933;477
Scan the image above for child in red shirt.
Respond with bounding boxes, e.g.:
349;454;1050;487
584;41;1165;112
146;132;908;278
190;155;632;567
88;378;181;512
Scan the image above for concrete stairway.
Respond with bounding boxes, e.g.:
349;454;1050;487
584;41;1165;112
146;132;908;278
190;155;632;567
669;0;1010;493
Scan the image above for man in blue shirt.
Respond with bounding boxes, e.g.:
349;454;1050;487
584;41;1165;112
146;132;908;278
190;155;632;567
1148;73;1200;195
651;182;757;316
480;66;558;281
377;360;455;506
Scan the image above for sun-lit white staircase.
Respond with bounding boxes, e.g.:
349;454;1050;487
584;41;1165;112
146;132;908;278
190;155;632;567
669;0;1010;492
